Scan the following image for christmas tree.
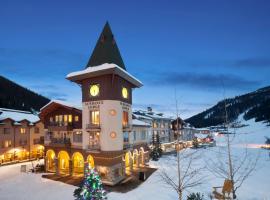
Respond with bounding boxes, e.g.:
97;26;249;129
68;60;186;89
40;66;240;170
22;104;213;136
74;166;107;200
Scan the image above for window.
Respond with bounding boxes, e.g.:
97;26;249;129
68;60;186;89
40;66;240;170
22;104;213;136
122;111;129;127
55;115;59;122
34;127;39;134
49;117;53;122
133;131;136;141
68;115;72;123
64;115;68;122
90;111;100;125
20;128;26;134
123;132;129;142
59;115;63;122
141;131;146;140
3;140;11;148
153;122;157;128
75;116;79;122
73;131;82;143
4;128;10;134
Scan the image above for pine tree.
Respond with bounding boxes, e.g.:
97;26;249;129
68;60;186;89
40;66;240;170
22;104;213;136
74;166;107;200
187;192;204;200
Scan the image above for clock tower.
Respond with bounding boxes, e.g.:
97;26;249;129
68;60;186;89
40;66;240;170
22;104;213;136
66;22;142;184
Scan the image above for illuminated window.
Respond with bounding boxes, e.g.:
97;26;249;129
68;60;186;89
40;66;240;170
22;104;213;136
75;116;79;122
49;117;53;122
73;131;82;143
122;111;129;127
4;140;11;148
55;115;59;122
59;115;63;122
90;111;100;125
20;128;26;134
64;115;68;122
68;115;72;123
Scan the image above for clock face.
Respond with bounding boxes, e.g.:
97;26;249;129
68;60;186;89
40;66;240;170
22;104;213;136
90;84;100;97
122;87;128;99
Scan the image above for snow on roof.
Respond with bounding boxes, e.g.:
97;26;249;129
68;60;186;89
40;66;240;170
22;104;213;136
132;119;151;127
40;100;82;111
0;108;40;123
133;113;153;120
134;110;173;120
66;63;143;87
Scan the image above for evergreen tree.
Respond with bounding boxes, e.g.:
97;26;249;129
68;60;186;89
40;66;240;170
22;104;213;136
74;166;107;200
187;192;204;200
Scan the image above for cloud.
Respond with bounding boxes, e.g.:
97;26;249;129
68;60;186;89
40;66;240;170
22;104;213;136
145;72;260;91
233;58;270;68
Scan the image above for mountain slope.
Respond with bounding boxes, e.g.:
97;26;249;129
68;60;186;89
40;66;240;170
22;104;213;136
186;86;270;128
0;75;50;112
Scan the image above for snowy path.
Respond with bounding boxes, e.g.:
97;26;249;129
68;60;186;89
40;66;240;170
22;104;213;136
0;118;269;200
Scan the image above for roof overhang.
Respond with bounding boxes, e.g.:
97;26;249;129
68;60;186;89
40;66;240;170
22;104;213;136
66;63;143;88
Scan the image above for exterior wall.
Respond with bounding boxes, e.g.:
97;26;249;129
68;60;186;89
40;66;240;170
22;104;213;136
0;120;15;158
81;74;133;104
152;118;172;143
0;119;45;164
30;121;45;158
82;100;132;151
130;125;151;145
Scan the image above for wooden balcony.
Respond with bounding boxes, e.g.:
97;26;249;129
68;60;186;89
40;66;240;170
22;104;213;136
45;137;71;148
87;143;100;151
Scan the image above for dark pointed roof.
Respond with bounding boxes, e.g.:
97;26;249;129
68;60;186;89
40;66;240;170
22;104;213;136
86;22;126;70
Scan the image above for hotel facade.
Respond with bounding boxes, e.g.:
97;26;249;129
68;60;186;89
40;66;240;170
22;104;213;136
41;22;149;185
0;108;44;165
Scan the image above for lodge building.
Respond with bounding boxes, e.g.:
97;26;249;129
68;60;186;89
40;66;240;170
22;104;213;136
41;22;149;185
0;108;44;165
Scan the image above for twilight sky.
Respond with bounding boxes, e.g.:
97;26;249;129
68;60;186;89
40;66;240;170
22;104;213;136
1;0;270;119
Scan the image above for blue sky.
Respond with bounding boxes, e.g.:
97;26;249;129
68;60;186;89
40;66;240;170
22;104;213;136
1;0;270;118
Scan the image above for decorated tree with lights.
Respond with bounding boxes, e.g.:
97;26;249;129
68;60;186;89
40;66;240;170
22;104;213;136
74;166;107;200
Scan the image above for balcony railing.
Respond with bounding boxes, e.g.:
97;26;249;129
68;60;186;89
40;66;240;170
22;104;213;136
122;124;132;130
45;137;71;147
49;121;73;127
86;123;101;130
87;143;100;150
47;122;73;131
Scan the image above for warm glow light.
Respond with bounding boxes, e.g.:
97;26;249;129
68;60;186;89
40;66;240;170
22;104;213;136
109;109;117;116
122;87;128;99
110;132;117;138
90;84;100;97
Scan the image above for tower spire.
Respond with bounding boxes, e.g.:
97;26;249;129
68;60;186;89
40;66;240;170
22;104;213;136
86;22;126;70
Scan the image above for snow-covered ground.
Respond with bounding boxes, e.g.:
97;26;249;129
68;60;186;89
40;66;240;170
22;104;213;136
0;118;269;200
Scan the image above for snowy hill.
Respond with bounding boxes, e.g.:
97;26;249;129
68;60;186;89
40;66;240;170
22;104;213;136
186;86;270;128
0;75;50;112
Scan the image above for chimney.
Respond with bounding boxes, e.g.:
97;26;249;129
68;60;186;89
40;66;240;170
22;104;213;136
147;107;152;112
